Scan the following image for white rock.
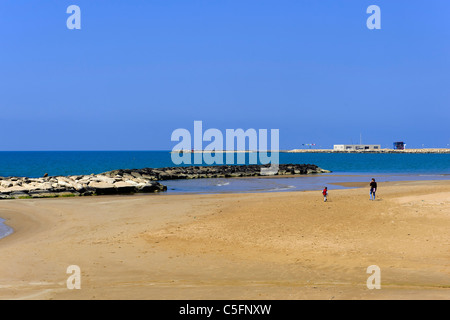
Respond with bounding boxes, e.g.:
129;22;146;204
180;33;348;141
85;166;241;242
39;182;53;190
125;180;139;186
57;180;72;188
7;186;28;192
95;175;116;184
1;181;13;188
114;181;135;188
73;183;85;191
88;181;114;189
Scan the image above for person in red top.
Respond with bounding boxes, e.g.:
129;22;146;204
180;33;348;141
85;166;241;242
322;187;328;202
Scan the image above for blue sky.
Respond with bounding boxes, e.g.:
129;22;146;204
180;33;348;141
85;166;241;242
0;0;449;150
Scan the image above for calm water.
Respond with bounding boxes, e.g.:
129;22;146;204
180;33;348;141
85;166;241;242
1;151;449;239
163;173;450;194
0;151;449;177
0;218;13;240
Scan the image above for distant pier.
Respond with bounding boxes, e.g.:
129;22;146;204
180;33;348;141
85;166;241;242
286;148;450;154
173;149;450;154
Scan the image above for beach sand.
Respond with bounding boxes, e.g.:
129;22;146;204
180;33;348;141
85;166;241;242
0;180;449;300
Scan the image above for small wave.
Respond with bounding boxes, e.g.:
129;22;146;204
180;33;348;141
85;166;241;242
267;185;296;192
215;182;230;187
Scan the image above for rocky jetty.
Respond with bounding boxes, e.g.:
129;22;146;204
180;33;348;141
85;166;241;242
0;164;330;199
0;174;167;199
103;164;331;180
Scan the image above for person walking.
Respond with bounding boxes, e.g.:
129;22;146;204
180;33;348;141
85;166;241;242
370;178;377;200
322;187;328;202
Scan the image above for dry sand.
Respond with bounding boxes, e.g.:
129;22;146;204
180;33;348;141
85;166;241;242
0;180;449;300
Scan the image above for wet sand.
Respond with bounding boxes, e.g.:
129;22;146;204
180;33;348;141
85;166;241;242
0;180;449;300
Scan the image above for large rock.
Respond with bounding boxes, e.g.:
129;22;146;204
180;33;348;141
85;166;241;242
95;175;116;184
137;182;167;193
1;181;13;188
113;181;137;194
88;181;116;195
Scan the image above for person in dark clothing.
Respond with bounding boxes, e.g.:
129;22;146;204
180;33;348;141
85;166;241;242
370;178;377;200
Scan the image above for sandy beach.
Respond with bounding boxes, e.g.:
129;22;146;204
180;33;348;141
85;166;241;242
0;179;449;300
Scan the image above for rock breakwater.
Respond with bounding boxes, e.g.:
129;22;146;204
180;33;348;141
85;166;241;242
104;164;330;181
0;164;330;199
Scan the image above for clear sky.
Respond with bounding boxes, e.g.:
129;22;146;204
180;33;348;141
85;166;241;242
0;0;449;150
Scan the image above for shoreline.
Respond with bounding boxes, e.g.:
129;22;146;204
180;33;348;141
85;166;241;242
0;179;449;299
0;164;329;200
0;217;13;240
1;174;450;238
162;172;450;195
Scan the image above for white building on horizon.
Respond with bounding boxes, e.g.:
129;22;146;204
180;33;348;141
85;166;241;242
333;144;381;151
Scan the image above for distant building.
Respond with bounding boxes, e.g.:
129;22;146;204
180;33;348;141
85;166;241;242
333;144;381;151
393;141;405;150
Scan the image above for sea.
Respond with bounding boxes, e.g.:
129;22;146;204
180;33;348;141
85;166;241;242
1;151;449;239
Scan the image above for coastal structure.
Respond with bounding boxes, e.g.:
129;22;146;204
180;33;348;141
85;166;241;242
287;147;449;153
0;164;331;199
393;141;406;150
333;144;381;151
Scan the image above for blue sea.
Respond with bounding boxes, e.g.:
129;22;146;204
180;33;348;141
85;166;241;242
1;150;449;195
1;151;449;239
1;151;449;178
